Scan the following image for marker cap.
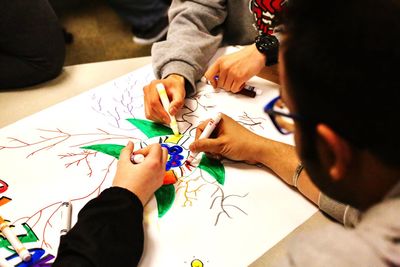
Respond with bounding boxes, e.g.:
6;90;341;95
131;154;145;164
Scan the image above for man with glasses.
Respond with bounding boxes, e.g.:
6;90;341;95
190;0;400;265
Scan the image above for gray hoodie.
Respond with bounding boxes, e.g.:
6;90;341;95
152;0;258;95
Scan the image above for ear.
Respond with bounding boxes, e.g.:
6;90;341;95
316;124;352;181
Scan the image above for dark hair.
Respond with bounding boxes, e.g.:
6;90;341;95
282;0;400;166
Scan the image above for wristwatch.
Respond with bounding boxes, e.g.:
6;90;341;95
255;34;279;66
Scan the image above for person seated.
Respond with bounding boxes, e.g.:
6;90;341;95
191;0;400;265
53;142;168;266
0;0;65;90
144;0;285;123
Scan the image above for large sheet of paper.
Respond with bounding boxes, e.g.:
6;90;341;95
0;63;316;266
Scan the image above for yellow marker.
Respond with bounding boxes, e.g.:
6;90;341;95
0;216;31;262
156;83;180;136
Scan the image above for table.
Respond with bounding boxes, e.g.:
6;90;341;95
0;57;332;266
0;57;151;128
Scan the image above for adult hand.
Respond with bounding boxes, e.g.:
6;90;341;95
112;141;168;206
143;74;186;124
189;113;263;163
204;44;266;93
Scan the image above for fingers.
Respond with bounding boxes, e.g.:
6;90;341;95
169;89;185;116
189;138;221;154
205;152;223;160
194;120;209;140
161;147;168;165
133;145;151;157
205;62;220;88
119;141;134;161
149;144;162;161
231;81;244;93
223;73;235;92
143;82;171;124
216;68;227;89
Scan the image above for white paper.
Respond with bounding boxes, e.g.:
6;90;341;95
0;63;316;266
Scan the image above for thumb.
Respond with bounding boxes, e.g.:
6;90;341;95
190;138;221;154
119;141;134;161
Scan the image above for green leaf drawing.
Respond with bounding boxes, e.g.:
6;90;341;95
154;184;175;217
80;120;226;218
81;144;124;159
198;154;225;185
127;118;173;138
81;142;176;218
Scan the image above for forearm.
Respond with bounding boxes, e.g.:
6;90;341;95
53;187;144;267
252;137;360;226
252;137;319;204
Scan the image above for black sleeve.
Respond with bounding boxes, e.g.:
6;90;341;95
0;0;65;89
53;187;144;267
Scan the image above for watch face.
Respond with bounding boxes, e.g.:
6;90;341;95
256;35;279;65
257;36;277;50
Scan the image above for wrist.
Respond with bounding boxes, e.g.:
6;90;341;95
252;44;268;69
248;135;272;164
167;73;185;84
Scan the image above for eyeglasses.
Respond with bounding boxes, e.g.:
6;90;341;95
264;96;303;135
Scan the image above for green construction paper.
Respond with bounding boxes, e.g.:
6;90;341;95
154;184;175;217
81;144;124;159
198;154;225;185
127;118;173;138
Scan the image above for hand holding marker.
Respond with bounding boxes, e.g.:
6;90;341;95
201;76;262;98
187;112;222;163
156;83;180;136
130;153;145;164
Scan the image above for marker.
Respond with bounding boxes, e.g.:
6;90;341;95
130;153;145;164
0;216;31;262
187;112;222;163
60;201;72;236
156;83;180;136
0;256;12;267
200;76;262;98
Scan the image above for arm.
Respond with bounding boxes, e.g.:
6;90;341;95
203;0;287;92
151;0;227;96
190;114;360;225
53;142;168;266
145;0;227;124
53;188;144;267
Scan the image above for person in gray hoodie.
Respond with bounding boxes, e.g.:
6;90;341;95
145;0;261;123
145;0;287;121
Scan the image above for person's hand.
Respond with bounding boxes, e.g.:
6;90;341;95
112;141;168;206
204;44;266;93
143;74;186;124
189;113;263;163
